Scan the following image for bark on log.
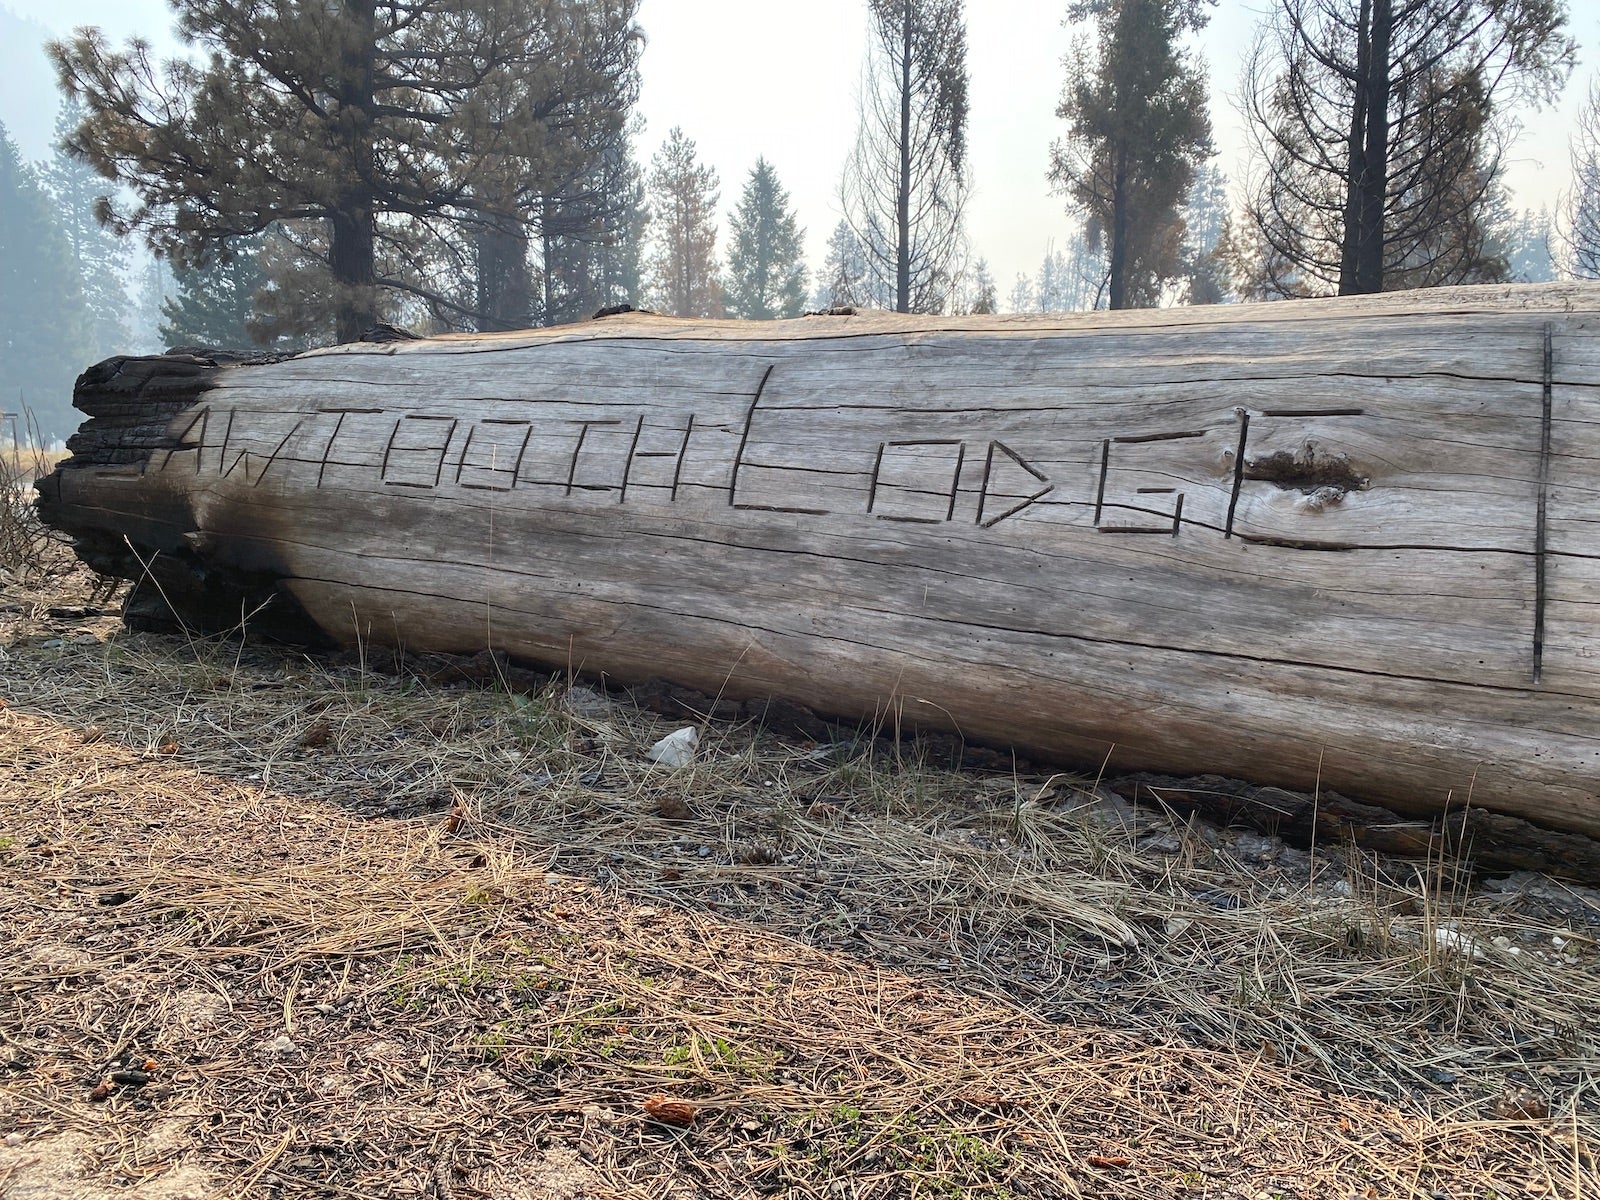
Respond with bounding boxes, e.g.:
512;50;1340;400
33;284;1600;853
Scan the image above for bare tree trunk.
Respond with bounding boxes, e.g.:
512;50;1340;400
1108;156;1130;310
476;219;532;333
1337;0;1372;293
1340;0;1392;295
329;0;379;342
896;3;913;314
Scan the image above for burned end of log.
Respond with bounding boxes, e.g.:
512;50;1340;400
35;352;327;643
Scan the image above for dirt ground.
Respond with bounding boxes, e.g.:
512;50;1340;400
2;546;1598;1199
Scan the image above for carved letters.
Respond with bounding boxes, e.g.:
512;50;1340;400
153;393;1365;543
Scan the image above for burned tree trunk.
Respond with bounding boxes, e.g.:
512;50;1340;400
34;284;1600;850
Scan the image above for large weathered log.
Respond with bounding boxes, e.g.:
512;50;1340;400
34;285;1600;848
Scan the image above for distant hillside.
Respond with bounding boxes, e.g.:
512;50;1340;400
0;6;59;161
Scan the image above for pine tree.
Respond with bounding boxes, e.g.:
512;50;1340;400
42;97;128;359
0;121;91;441
1007;273;1035;314
842;0;970;313
1050;0;1212;310
1243;0;1571;295
159;232;274;349
1062;226;1110;308
1569;81;1600;280
1036;247;1069;312
53;0;642;342
1499;207;1554;284
723;159;807;320
1181;162;1232;304
129;252;176;354
539;124;649;326
645;128;721;319
967;258;997;314
815;220;888;310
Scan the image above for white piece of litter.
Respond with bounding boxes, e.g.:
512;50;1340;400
645;727;698;768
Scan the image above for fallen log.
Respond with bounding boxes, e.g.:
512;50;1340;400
34;284;1600;856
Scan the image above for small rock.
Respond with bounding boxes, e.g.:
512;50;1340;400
40;638;63;649
655;794;694;821
645;727;698;768
267;1035;297;1055
1232;831;1281;861
1139;832;1184;856
564;687;613;717
1434;926;1484;960
4;1132;23;1147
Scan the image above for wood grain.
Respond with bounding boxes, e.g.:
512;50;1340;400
36;284;1600;844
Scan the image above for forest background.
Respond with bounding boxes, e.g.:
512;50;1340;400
1;0;1597;442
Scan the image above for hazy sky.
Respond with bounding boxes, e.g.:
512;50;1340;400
3;0;1595;295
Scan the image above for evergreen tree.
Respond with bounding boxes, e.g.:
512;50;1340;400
539;124;649;326
1243;0;1572;295
842;0;970;313
1050;0;1212;310
645;128;721;318
1499;207;1554;283
723;159;807;320
0;121;91;441
1568;81;1600;280
814;219;888;310
1181;162;1232;303
1036;247;1070;312
967;258;997;314
53;0;642;342
1063;225;1110;308
159;232;273;348
42;97;128;359
1007;273;1035;314
130;251;176;354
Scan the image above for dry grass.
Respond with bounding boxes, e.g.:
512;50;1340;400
1;440;66;580
0;445;66;476
1;551;1597;1199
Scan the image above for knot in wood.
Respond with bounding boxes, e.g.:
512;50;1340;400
1242;447;1368;498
